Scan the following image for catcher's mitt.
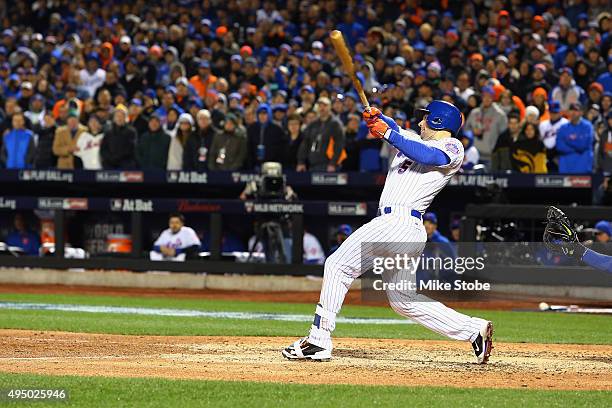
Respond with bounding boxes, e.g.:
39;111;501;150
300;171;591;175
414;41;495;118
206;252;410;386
543;206;586;259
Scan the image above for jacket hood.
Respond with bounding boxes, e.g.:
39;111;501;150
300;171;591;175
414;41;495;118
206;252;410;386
256;103;272;124
100;42;114;68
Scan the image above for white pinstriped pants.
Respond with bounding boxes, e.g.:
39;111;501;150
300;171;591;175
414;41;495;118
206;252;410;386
308;213;487;350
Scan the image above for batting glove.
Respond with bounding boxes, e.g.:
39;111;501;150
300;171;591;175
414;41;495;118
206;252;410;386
367;117;391;139
362;106;382;125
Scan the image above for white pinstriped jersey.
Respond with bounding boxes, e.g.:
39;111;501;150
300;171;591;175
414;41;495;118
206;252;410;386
538;117;569;149
379;128;464;212
153;227;201;250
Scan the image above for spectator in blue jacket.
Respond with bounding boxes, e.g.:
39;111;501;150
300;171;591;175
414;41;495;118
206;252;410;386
556;103;594;173
596;57;611;93
1;112;34;169
355;114;383;172
5;213;40;255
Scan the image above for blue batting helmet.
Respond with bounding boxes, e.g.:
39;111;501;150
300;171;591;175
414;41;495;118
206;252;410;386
416;100;464;135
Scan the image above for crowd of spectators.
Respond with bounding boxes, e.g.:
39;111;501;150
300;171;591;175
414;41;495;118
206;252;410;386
0;1;611;175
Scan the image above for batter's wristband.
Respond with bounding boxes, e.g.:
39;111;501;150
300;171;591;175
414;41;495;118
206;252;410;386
379;113;399;133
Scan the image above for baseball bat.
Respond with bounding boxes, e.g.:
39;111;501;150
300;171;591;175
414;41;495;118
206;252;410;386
329;30;370;112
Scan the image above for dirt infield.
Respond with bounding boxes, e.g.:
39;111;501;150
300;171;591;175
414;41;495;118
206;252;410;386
0;330;610;390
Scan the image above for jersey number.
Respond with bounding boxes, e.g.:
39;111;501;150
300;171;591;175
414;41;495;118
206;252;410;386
398;159;412;174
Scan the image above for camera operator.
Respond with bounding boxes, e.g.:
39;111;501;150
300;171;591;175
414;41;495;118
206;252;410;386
241;162;296;264
240;161;296;201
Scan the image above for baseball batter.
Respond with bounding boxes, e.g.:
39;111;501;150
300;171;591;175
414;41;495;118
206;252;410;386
283;101;494;364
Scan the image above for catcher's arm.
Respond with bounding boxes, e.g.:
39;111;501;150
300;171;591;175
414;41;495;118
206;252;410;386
582;249;612;273
544;206;612;272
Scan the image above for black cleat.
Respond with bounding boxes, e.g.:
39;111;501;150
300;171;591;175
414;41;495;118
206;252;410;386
472;321;494;364
282;337;332;361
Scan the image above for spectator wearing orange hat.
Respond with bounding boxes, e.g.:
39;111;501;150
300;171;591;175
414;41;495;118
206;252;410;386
99;42;115;70
468;53;484;83
497;10;511;29
216;26;228;37
239;45;253;58
440;30;460;67
149;45;163;59
532;87;550;122
588;82;604;105
532;15;546;31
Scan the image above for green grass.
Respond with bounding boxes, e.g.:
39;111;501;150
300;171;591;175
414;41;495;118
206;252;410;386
0;373;609;408
0;292;395;317
0;293;610;344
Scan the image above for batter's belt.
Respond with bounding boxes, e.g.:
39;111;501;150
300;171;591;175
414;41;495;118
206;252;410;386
376;206;422;220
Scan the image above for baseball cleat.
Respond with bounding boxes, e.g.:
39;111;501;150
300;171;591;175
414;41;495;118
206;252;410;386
282;337;331;361
472;321;494;364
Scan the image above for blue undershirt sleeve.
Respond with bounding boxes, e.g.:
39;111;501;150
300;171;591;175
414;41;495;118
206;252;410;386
385;128;451;166
582;249;612;273
378;113;399;133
